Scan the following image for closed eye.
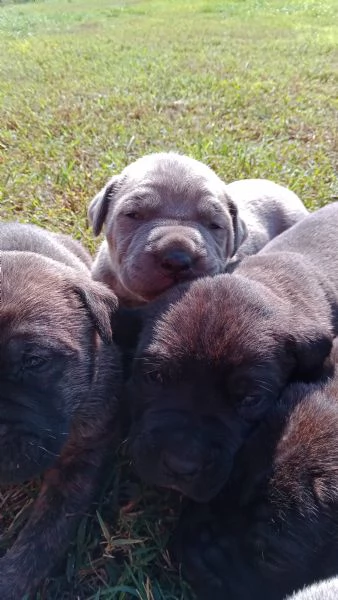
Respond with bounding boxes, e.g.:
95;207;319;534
209;222;224;230
241;394;264;408
144;371;163;385
124;211;143;220
237;392;269;421
23;355;48;371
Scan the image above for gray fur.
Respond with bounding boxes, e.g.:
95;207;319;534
286;578;338;600
0;221;91;271
88;152;307;304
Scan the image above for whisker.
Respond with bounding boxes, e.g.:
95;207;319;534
37;446;60;458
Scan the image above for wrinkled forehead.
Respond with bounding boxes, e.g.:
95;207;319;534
0;325;78;361
121;154;226;202
141;276;276;365
2;252;63;302
0;253;79;344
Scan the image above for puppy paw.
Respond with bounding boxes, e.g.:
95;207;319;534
170;510;233;600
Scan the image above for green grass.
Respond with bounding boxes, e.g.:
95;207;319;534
0;0;338;597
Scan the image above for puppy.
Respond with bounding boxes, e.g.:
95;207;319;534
117;202;338;503
170;360;338;600
287;578;338;600
0;222;121;599
88;152;307;304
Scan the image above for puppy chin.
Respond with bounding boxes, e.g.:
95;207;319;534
133;459;228;502
121;264;216;302
119;271;175;303
169;479;226;503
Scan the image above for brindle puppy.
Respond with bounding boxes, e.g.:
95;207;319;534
116;202;338;502
170;358;338;599
0;223;121;599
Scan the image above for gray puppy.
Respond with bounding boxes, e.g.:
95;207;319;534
287;579;338;600
0;222;121;599
88;152;308;305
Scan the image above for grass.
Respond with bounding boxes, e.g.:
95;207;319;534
0;0;338;597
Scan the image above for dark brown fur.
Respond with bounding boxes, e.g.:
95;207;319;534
0;223;121;599
170;358;338;599
116;203;338;501
113;202;338;599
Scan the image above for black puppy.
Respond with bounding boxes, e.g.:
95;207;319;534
117;202;338;502
170;357;338;599
0;223;121;599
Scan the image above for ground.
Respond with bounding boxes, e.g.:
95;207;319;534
0;0;338;598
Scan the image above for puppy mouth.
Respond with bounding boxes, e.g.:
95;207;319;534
153;269;196;291
121;252;219;302
139;269;203;300
133;458;228;502
130;434;231;502
0;415;69;484
171;269;196;282
125;275;187;303
0;433;63;484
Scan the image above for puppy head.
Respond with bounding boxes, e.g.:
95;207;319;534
0;251;118;484
125;274;332;502
88;153;247;303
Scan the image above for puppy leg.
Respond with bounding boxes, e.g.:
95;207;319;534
170;504;269;600
0;431;115;599
0;347;121;600
170;503;227;600
171;499;331;600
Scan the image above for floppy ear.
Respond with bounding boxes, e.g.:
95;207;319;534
227;196;248;256
73;278;119;344
88;175;121;236
287;326;333;381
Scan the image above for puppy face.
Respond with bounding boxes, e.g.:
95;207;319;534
0;252;117;484
124;275;331;502
89;153;247;302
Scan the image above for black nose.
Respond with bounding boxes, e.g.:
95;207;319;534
163;452;200;479
161;250;193;273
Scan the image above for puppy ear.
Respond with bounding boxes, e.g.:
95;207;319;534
88;175;121;236
288;327;333;381
227;197;248;257
74;278;119;344
112;306;144;352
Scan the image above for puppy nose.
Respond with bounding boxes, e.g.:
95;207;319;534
161;250;193;273
163;452;200;478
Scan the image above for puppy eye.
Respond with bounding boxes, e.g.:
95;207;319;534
125;211;142;220
241;395;263;408
24;356;48;370
209;222;223;230
237;394;267;420
145;371;163;384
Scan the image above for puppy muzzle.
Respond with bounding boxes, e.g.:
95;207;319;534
129;410;232;501
0;386;70;484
